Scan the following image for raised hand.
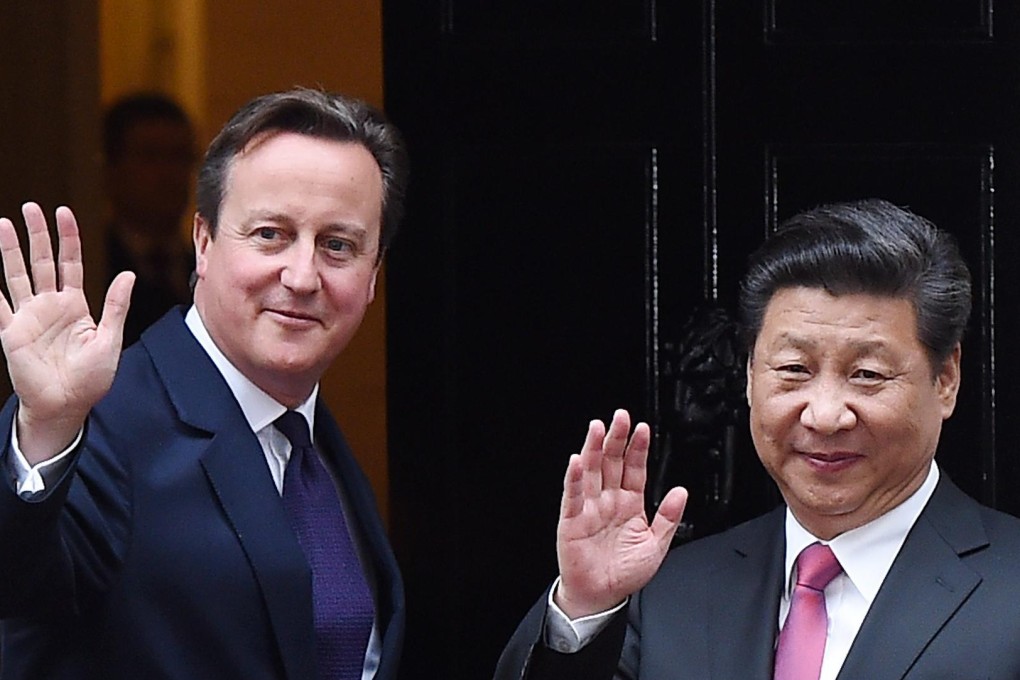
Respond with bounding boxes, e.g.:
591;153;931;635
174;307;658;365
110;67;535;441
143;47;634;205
0;203;134;463
555;409;688;619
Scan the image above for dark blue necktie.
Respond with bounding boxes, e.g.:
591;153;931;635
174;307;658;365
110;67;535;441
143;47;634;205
276;411;374;680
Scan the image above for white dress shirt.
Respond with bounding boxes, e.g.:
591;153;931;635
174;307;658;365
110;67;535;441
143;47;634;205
545;460;940;680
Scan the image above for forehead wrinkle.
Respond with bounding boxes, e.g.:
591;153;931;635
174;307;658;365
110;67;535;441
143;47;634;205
770;330;898;361
322;221;369;237
243;209;295;227
770;331;817;352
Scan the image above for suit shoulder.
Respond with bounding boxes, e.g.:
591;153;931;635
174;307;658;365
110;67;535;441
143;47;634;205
655;509;783;579
931;478;1020;551
977;503;1020;546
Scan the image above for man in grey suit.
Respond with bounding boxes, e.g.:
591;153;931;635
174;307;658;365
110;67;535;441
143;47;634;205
495;199;1020;679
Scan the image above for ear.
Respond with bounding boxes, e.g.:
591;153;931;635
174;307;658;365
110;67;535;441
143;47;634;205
367;264;380;305
192;213;211;279
936;343;962;420
745;354;754;406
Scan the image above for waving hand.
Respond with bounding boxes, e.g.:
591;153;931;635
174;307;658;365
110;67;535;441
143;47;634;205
554;409;689;619
0;203;134;463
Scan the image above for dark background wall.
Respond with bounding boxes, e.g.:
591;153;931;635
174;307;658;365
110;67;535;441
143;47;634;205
0;1;103;402
383;2;1020;678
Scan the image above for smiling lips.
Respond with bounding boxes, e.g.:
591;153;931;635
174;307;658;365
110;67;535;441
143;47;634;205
267;308;321;325
799;450;862;472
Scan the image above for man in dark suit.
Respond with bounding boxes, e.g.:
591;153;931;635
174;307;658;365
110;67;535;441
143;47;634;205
495;199;1020;679
0;89;406;679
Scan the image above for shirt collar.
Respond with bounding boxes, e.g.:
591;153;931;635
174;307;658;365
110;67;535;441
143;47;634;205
184;305;317;434
783;461;940;602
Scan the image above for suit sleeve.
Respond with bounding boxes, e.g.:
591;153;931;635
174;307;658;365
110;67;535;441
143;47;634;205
493;584;631;680
0;395;130;619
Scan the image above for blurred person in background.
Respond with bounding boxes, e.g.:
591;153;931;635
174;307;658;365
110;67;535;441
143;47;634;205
103;92;196;346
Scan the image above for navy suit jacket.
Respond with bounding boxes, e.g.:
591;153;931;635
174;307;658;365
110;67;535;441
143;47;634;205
495;477;1020;679
0;308;404;679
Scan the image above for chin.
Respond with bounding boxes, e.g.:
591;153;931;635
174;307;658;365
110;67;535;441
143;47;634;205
265;354;320;376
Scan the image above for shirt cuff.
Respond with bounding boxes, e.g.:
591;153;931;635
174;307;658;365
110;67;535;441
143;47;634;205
7;418;82;497
543;576;628;653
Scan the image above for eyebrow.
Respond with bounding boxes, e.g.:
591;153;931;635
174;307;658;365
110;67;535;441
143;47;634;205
774;334;893;357
243;210;293;228
244;210;370;238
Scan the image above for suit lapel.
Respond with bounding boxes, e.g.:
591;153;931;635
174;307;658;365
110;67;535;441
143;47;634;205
709;507;787;679
200;430;317;680
141;310;317;680
836;478;986;680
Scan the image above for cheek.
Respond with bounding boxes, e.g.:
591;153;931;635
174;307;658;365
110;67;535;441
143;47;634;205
887;408;932;454
749;395;802;460
750;386;794;429
227;256;280;291
869;392;927;437
205;263;270;312
749;403;779;451
323;270;378;308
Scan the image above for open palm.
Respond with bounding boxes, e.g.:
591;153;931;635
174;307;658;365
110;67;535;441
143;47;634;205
555;410;689;619
0;203;133;462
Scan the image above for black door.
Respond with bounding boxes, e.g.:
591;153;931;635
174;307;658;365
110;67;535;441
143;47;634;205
383;2;1020;678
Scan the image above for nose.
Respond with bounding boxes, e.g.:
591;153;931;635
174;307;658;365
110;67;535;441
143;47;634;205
279;242;322;294
800;378;857;434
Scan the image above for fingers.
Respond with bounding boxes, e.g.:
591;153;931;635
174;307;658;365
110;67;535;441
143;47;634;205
0;218;18;326
578;410;652;496
562;418;608;521
579;418;606;501
23;202;57;294
600;409;631;490
563;410;651;518
55;206;84;291
97;271;135;352
620;420;651;493
0;203;77;318
0;214;32;314
560;453;584;520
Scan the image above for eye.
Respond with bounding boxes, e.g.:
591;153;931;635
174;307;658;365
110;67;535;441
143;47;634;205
320;235;357;260
257;227;279;241
851;368;886;383
770;363;811;384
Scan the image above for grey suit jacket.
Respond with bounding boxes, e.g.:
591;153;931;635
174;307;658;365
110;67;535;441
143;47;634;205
494;477;1020;679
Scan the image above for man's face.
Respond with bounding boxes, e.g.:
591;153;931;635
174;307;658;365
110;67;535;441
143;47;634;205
107;119;196;230
193;132;382;406
746;287;960;539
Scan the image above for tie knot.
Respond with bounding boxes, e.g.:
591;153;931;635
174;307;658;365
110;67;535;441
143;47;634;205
795;543;842;591
275;410;313;450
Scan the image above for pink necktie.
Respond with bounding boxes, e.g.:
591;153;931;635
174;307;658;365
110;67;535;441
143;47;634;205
774;543;843;680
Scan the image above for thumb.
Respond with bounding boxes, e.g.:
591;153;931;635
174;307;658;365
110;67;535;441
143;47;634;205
97;271;135;348
650;485;688;546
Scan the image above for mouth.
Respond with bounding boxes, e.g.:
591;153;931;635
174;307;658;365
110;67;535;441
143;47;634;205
797;450;863;473
265;308;321;326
